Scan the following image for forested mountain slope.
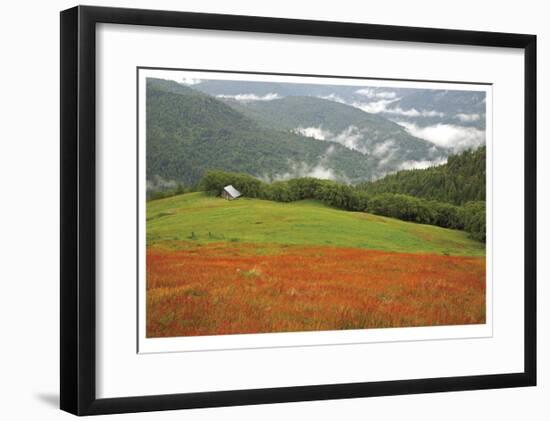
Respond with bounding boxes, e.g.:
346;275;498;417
357;147;486;205
223;96;448;175
146;78;379;186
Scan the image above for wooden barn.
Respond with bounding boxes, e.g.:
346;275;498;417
221;185;242;200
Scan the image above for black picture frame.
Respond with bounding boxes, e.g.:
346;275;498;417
60;5;537;416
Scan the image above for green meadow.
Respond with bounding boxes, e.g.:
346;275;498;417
147;192;485;257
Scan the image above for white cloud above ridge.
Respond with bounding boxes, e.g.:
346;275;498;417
323;95;444;118
456;113;481;122
317;92;447;120
352;99;399;114
397;121;485;152
354;100;445;118
394;108;445;118
355;88;397;99
317;94;347;104
216;93;281;102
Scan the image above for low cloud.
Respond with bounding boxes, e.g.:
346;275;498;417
266;146;344;182
389;108;445;118
378;150;399;168
216;93;281;101
346;98;445;118
352;99;399;114
146;174;178;191
371;140;396;158
317;92;445;119
398;157;447;171
293;126;331;141
292;163;336;180
268;162;337;181
332;126;367;154
294;126;368;154
355;88;397;99
397;121;485;152
456;113;481;122
317;93;347;104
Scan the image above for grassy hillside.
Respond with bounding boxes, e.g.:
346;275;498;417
147;192;485;256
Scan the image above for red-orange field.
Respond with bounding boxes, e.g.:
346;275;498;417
146;242;486;337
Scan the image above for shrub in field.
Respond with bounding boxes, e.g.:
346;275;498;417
317;182;356;209
462;201;486;242
429;200;465;230
367;193;435;224
261;181;295;202
348;190;370;212
287;177;325;200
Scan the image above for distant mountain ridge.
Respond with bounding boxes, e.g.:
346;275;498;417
146;78;379;187
222;95;448;175
145;77;482;189
194;79;487;130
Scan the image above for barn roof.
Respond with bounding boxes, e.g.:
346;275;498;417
223;185;242;198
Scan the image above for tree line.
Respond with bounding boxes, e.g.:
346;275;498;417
200;170;486;242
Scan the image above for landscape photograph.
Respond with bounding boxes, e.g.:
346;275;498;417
143;71;488;339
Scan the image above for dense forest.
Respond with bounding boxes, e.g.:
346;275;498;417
357;147;486;205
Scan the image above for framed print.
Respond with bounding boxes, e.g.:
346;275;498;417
60;5;537;416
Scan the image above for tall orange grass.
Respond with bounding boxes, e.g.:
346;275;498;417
146;242;485;337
